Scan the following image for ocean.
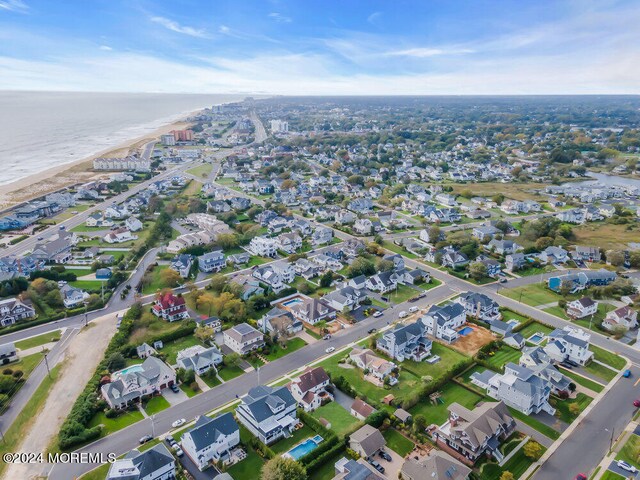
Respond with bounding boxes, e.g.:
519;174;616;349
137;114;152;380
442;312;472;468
0;91;245;187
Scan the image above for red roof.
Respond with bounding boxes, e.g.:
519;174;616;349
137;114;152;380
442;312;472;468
156;292;185;310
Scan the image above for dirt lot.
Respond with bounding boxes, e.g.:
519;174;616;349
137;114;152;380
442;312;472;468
4;312;120;480
448;324;496;356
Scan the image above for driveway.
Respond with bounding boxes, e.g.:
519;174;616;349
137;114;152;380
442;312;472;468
351;305;385;322
162;387;189;406
380;446;405;479
178;451;220;480
333;387;356;411
607;460;640;479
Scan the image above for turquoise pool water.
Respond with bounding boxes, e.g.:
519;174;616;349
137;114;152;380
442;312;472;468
285;435;323;460
115;365;144;376
282;298;303;307
458;326;474;336
529;334;544;344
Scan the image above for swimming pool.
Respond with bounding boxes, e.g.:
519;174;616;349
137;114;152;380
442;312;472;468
284;435;323;460
282;298;303;307
114;365;144;377
458;326;474;336
506;319;520;328
528;333;545;344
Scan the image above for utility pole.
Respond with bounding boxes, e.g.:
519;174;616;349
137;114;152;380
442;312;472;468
43;350;51;379
151;414;156;438
84;301;88;327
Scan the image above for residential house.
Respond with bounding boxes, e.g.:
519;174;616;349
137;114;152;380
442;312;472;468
181;413;240;470
0;297;36;327
85;212;114;228
170;254;194;278
471;363;555;415
603;306;639;332
548;269;617;293
106;445;175;480
457;292;501;321
223;323;265;355
60;284;90;308
253;266;287;293
198;250;226;273
353;218;373;236
349;425;386;459
235;385;298;445
31;231;76;263
312;226;334;246
487;239;520;256
376;321;432;362
382;253;405;271
544;326;594;365
365;271;397;294
440;248;469;269
125;217;144;232
518;347;572;395
421;303;466;343
104;228;137;244
258;308;303;336
136;343;156;359
151;292;189;322
505;253;526;272
284;295;336;325
287;366;332;412
349;347;398;385
248;236;278;258
400;450;471;480
227;252;251;266
350;398;375;421
276;232;302;254
333;458;384;480
322;286;367;312
229;274;264;300
572;246;601;263
472;225;500;241
566;297;598;319
433;402;516;466
539;246;569;264
176;345;223;375
101;356;176;409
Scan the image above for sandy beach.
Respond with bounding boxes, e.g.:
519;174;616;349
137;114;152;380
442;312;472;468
0;113;198;211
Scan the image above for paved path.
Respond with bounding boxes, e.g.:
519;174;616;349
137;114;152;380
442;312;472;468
514;420;554;448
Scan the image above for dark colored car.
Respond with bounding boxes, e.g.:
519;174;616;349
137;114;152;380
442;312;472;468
367;328;377;334
633;398;640;408
170;384;180;393
574;474;587;480
378;450;392;462
165;435;175;445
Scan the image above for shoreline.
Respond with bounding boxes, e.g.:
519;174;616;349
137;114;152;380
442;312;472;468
0;109;201;210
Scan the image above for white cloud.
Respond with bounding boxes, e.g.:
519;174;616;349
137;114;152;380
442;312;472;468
99;45;113;51
384;47;475;57
367;12;381;24
268;12;292;23
150;16;210;39
0;0;28;13
218;25;231;35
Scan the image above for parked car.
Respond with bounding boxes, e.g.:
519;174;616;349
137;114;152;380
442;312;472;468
368;459;385;474
499;276;508;283
174;448;184;457
398;311;408;318
171;418;186;428
139;435;153;444
323;334;332;340
367;328;377;334
37;236;43;241
378;450;392;462
170;384;180;393
623;369;632;378
372;311;383;318
165;435;175;445
409;306;419;313
559;362;573;369
617;460;637;473
325;347;335;353
633;398;640;408
574;475;587;480
380;296;389;302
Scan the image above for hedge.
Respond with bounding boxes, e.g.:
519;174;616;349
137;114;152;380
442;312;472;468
297;410;340;466
9;235;28;245
58;303;142;450
304;439;347;473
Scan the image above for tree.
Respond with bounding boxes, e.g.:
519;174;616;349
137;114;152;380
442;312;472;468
427;225;441;242
195;325;215;343
224;352;241;368
468;262;488;280
196;293;216;317
413;414;427;434
262;457;306;480
500;472;514;480
568;402;581;417
559;281;574;298
107;353;126;372
523;441;544;460
606;250;625;267
319;271;333;288
209;274;229;293
376;259;395;272
535;236;554;251
160;268;181;289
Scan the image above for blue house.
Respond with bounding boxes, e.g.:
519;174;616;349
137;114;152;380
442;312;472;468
198;250;226;273
548;269;616;293
95;268;113;280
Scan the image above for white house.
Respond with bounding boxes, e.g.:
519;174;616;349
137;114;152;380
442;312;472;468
421;303;466;343
180;413;240;470
107;445;175;480
223;323;265;355
176;345;223;375
287;366;333;411
565;297;598;319
603;306;638;332
248;236;278;258
544;326;594;365
60;284;90;308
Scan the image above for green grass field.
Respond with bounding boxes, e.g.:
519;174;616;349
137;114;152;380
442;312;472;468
517;321;555;339
551;392;592;423
560;369;605;393
264;338;307;362
270;424;315;454
160;336;202;365
401;342;470;379
141;265;171;294
484;345;522;371
615;434;640;469
584;361;617;382
382;428;415;456
501;283;567;307
386;284;425;304
218;365;245;381
382;241;419;259
15;331;61;350
479;440;544;480
507;408;560;440
144;395;171;415
311;402;361;438
88;410;144;436
590;344;626;369
409;382;483;426
186;163;213;178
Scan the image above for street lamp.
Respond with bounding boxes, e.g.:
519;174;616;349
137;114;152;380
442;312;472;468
83;301;89;327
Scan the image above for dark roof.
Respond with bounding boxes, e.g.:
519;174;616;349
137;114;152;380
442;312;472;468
184;413;239;451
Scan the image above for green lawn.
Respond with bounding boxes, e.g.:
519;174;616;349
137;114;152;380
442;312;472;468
142;265;170;294
484;345;522;371
501;309;531;326
14;352;45;377
584;361;617;382
479;440;544;480
318;348;422;405
386;284;425;304
308;448;353;480
561;369;605;393
264;338;307;362
382;428;415;456
517;321;555;339
270;424;315;454
615;434;640;469
218;365;245;381
501;283;564;307
201;370;222;388
401;342;470;379
15;331;61;350
69;279;104;291
88;410;145;435
186;163;213;177
409;382;483;426
458;364;489;388
507;408;560;440
600;471;626;480
144;395;171;415
551;393;592;423
311;402;361;438
160;336;202;365
226;446;265;480
590;344;626;370
382;241;419;259
180;384;200;398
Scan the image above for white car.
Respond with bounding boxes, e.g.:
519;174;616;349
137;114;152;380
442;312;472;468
325;347;335;353
617;460;637;473
398;311;408;318
409;306;419;313
372;311;383;318
171;418;186;428
174;448;184;457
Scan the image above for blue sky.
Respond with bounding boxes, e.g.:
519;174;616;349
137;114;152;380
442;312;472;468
0;0;638;94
